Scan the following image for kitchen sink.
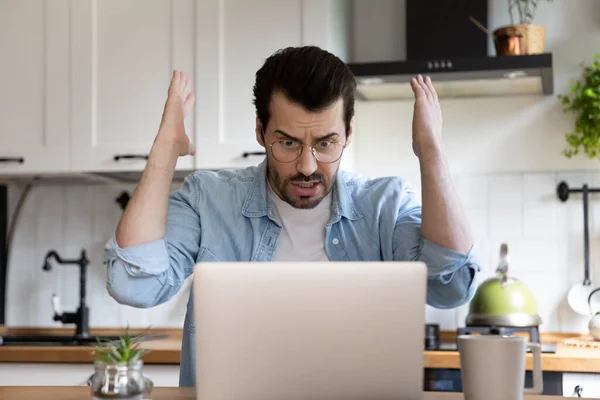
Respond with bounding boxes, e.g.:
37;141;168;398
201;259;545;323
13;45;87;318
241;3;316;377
0;334;168;346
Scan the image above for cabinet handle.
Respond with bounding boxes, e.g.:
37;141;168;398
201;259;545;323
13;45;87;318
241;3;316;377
0;157;25;164
113;154;149;162
242;151;266;158
573;385;583;397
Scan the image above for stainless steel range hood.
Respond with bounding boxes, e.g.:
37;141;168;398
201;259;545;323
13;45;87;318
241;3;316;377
345;0;554;100
347;53;553;100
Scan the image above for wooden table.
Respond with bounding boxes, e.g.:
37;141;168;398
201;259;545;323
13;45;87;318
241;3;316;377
2;329;599;374
0;386;579;399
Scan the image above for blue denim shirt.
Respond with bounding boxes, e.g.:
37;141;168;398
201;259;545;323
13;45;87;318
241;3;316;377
104;159;480;387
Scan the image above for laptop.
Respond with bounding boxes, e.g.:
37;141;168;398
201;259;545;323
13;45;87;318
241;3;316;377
193;261;427;400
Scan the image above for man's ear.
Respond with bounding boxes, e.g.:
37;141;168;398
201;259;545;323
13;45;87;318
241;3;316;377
256;114;265;147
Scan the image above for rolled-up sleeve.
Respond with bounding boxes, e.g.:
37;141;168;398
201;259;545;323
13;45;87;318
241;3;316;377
391;183;481;309
104;174;202;308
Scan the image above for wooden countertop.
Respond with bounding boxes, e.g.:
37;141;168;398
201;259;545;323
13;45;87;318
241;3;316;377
1;328;600;373
0;386;572;400
0;327;182;364
424;351;600;373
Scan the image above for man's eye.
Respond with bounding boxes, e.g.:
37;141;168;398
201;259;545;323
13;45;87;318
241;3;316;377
282;140;299;148
318;141;333;149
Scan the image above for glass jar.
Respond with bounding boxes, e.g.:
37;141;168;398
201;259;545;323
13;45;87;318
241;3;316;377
90;359;153;400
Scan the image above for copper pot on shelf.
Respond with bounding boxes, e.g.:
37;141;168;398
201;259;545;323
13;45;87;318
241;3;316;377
493;24;546;56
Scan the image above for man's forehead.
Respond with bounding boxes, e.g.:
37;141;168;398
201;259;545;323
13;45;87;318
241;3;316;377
269;91;344;117
273;128;340;141
269;95;343;129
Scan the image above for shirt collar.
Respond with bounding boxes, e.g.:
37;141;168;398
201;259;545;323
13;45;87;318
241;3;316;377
241;159;363;223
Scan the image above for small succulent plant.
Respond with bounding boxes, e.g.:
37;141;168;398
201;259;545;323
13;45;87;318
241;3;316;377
94;327;151;365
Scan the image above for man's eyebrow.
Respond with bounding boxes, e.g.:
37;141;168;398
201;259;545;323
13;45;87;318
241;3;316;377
273;129;300;140
273;129;340;141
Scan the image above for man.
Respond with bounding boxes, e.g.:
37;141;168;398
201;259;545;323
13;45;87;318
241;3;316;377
104;46;480;386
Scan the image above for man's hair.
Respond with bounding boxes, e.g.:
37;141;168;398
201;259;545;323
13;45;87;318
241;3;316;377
252;46;356;138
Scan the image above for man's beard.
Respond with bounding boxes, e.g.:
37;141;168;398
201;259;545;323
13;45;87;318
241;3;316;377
267;163;337;209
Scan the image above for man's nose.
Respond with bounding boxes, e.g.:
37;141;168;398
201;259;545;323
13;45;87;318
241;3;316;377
296;146;318;177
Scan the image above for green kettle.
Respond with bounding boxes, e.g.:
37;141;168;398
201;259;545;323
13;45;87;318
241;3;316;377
466;243;542;327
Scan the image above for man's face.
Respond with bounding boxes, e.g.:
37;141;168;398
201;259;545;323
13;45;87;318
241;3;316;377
256;91;353;209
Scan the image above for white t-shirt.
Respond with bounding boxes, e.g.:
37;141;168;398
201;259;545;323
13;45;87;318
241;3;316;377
267;180;332;261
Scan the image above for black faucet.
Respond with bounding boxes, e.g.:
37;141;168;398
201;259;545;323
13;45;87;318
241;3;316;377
42;249;90;338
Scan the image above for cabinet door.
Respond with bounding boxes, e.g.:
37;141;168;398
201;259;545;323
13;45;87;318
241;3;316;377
0;363;91;386
195;0;356;171
195;0;304;170
71;0;195;172
0;363;180;386
563;373;600;398
0;0;70;174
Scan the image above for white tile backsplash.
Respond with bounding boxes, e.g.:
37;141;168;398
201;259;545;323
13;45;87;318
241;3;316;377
454;175;488;208
488;175;522;207
488;206;522;239
4;169;600;334
522;173;557;205
5;182;188;329
464;207;488;241
523;204;560;240
435;171;600;333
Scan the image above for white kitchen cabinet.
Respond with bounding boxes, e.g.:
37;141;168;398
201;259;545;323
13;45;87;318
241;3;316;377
0;362;180;387
0;0;70;175
194;0;353;171
70;0;196;172
563;373;600;398
0;0;354;176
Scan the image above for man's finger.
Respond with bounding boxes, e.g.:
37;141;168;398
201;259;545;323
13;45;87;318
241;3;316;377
184;93;195;116
181;72;189;93
424;76;438;102
169;70;181;93
410;77;426;99
417;75;433;102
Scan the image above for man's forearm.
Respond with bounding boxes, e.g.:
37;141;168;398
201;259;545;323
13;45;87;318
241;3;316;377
115;70;195;248
419;147;473;254
115;138;179;248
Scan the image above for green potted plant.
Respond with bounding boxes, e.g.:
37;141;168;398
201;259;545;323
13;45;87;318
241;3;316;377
559;53;600;159
493;0;553;55
90;327;153;400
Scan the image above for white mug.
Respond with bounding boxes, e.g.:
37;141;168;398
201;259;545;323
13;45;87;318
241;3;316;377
458;335;543;400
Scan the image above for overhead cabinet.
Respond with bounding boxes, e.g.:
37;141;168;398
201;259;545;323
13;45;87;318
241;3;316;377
0;0;352;176
0;0;70;175
194;0;352;171
70;0;196;172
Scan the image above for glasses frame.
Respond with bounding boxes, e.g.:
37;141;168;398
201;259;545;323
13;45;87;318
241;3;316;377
267;138;347;164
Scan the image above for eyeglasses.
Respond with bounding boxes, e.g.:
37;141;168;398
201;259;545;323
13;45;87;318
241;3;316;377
268;138;346;163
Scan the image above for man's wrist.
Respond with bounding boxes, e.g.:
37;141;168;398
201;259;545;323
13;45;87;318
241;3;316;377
148;136;180;172
417;141;445;166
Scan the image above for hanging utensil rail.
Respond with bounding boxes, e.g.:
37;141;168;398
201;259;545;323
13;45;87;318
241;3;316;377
557;181;600;314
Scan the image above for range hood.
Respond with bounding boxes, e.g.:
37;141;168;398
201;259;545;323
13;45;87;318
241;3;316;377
346;0;554;100
347;53;553;100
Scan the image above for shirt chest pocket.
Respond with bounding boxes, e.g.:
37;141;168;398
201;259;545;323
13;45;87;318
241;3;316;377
197;246;222;263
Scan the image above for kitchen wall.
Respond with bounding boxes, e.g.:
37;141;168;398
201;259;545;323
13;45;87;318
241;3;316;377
353;0;600;333
4;0;600;334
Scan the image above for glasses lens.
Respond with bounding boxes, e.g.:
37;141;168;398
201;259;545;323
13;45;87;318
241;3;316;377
314;141;344;163
271;140;302;162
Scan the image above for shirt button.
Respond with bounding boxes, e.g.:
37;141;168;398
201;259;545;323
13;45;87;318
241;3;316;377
332;238;340;245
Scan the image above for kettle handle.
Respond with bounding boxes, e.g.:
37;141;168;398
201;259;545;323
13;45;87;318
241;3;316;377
496;243;509;285
500;243;508;261
587;287;600;315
